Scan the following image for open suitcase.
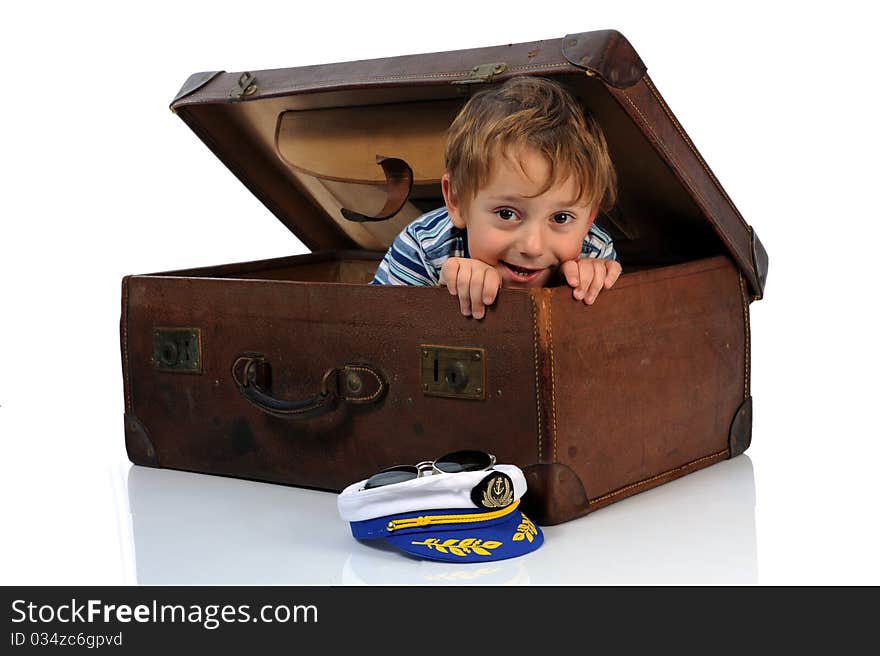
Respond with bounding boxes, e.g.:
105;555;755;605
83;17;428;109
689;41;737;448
120;29;768;525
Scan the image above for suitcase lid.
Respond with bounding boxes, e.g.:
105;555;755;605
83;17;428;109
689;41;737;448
171;29;767;298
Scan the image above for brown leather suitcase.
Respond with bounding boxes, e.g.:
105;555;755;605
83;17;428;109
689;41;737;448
120;29;768;525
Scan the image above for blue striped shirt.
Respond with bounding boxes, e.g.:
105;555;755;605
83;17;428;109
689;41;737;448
371;206;618;286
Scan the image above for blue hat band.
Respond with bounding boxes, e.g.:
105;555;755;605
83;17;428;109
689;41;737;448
386;507;543;563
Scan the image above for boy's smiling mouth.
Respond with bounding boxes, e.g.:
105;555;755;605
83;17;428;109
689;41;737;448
500;260;551;284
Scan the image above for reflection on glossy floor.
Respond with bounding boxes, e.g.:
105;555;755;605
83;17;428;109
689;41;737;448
124;455;756;585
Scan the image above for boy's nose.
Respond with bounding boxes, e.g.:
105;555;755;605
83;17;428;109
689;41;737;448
518;224;545;258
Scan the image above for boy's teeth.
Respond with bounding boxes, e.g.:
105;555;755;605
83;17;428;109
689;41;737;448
507;262;537;275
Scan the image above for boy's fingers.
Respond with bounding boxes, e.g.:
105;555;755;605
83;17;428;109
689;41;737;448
604;261;622;288
441;259;459;294
483;268;502;305
575;260;594;301
456;265;472;316
560;260;579;288
586;261;605;304
470;267;486;319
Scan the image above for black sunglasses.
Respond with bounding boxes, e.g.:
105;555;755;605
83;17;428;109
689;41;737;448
363;450;497;490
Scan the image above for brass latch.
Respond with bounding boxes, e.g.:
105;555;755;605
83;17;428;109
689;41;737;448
420;345;485;400
229;72;257;100
153;328;202;373
451;63;508;86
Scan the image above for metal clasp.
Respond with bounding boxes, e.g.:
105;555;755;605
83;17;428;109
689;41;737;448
153;328;202;373
229;72;257;100
420;345;485;400
451;62;508;86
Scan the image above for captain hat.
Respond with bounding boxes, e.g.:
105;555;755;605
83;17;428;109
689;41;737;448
338;461;543;562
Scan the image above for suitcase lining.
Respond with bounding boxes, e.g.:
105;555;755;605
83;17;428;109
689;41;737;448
177;72;733;273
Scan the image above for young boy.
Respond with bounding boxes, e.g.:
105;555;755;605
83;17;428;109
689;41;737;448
371;76;621;319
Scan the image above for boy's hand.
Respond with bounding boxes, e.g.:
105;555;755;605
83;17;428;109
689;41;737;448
439;257;502;319
560;258;622;305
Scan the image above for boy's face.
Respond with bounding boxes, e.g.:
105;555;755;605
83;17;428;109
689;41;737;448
442;146;597;289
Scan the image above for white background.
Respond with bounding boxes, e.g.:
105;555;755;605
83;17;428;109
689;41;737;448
2;1;878;585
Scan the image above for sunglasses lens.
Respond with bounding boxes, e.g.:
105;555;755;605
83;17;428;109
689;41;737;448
364;466;419;490
434;450;492;473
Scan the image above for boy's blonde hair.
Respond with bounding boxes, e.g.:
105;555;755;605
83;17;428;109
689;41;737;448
444;76;617;213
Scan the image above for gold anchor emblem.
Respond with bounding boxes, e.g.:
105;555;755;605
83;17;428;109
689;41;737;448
481;475;513;508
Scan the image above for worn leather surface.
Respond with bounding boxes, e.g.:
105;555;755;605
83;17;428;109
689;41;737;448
528;256;746;512
521;463;590;525
122;274;539;492
121;254;750;522
752;229;769;299
169;38;578;109
729;396;753;458
124;413;158;467
171;71;223;106
562;30;646;89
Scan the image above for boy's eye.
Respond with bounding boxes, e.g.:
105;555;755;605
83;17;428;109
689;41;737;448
496;208;517;221
552;213;575;225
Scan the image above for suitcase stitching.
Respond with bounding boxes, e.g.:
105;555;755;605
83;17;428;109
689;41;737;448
530;291;559;464
342;366;385;402
739;274;751;399
530;295;543;463
121;276;132;413
590;449;728;504
547;296;559;463
236;62;574;97
643;75;751;235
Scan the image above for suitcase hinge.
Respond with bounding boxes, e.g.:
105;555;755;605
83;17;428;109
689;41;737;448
451;62;508;86
228;72;258;100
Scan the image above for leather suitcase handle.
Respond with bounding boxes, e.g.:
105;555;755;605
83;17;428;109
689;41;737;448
232;355;387;419
340;156;413;222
